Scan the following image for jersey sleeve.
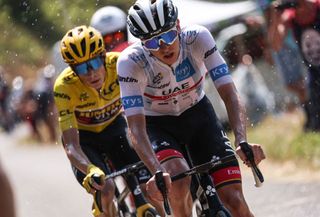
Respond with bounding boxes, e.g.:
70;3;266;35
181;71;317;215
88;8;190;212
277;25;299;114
117;52;145;117
53;79;78;132
194;26;233;89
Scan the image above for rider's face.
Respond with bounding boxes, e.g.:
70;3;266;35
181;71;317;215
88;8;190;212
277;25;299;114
148;31;180;66
142;22;181;66
77;64;106;90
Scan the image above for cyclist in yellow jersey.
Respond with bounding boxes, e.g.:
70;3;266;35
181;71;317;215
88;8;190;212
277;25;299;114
53;25;152;217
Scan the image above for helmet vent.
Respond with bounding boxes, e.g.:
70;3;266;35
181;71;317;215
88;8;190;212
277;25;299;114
90;42;96;54
98;38;103;48
89;31;94;38
80;38;86;57
64;52;73;61
70;43;80;57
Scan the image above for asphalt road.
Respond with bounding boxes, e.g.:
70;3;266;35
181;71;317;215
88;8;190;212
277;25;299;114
1;125;320;217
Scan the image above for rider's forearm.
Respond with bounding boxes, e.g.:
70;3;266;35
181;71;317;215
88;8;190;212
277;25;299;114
131;130;164;174
128;130;163;174
64;143;91;174
62;129;91;174
223;91;247;147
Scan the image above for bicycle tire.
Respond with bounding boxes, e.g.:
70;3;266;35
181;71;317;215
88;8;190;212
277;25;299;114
142;207;159;217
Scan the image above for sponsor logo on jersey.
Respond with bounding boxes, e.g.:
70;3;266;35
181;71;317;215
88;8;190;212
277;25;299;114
54;92;71;100
100;80;119;99
75;99;122;125
152;72;163;84
129;53;148;68
147;82;170;89
175;58;195;82
208;63;229;81
118;75;138;83
144;77;203;100
227;169;241;175
59;109;73;117
76;102;96;109
63;72;77;83
204;45;217;59
182;29;199;45
121;95;144;109
79;92;89;101
162;82;190;95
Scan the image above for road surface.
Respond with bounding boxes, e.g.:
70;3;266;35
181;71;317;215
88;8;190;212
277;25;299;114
1;124;319;217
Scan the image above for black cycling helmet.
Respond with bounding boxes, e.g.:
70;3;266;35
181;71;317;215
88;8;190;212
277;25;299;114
127;0;178;40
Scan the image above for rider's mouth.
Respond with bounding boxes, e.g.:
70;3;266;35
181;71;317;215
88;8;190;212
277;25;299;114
164;52;174;59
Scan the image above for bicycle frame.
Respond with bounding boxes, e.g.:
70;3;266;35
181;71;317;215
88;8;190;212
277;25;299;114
101;161;159;217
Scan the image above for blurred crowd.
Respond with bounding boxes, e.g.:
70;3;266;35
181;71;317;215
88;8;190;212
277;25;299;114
0;0;319;143
0;64;58;143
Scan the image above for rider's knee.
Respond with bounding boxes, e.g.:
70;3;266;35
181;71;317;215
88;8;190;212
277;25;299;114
171;176;191;200
100;179;116;202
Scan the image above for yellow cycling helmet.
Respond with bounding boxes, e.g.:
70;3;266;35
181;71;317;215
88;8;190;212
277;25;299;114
60;25;105;64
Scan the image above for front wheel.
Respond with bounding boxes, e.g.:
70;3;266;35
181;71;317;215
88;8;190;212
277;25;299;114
136;204;160;217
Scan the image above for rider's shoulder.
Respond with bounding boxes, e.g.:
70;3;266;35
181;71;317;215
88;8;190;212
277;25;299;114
54;67;79;87
105;52;120;68
180;24;212;45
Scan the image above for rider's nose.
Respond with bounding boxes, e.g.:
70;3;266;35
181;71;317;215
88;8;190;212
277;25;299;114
159;41;171;50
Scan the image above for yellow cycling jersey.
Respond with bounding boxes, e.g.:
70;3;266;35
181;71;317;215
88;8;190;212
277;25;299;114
53;52;122;133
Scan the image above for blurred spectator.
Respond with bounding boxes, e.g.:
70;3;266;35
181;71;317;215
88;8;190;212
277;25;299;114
256;0;311;128
90;6;129;52
208;22;275;127
33;64;58;143
15;78;41;141
268;0;320;131
10;66;58;143
0;66;14;132
0;159;16;217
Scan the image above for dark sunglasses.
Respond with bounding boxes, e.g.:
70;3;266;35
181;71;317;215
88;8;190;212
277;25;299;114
142;29;178;51
73;56;103;75
103;31;125;44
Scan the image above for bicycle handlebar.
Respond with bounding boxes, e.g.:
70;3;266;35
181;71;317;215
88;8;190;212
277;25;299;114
239;142;264;187
171;154;236;182
103;161;145;180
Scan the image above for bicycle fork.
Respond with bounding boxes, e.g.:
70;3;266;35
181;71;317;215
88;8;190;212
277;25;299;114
125;174;159;217
198;174;232;217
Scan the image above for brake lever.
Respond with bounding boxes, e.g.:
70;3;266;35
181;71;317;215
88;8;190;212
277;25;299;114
239;142;264;187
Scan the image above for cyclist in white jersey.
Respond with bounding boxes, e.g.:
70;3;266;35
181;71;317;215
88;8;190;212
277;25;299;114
117;0;266;216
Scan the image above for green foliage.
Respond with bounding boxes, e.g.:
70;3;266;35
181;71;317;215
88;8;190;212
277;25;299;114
0;0;132;71
245;111;320;169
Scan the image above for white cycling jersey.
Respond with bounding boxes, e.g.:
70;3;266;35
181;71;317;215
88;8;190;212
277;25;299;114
117;24;233;116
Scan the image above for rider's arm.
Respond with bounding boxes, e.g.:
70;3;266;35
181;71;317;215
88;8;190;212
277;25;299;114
53;78;92;174
217;83;247;146
267;3;290;51
116;53;164;174
61;128;91;174
126;114;164;174
194;26;247;145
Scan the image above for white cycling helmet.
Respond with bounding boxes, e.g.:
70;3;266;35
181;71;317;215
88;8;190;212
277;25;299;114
127;0;178;40
90;6;127;36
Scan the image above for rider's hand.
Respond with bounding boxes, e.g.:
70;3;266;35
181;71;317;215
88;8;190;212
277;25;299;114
146;172;171;201
236;143;266;166
82;164;105;193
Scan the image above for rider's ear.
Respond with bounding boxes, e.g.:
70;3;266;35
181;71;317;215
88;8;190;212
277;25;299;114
176;19;181;32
